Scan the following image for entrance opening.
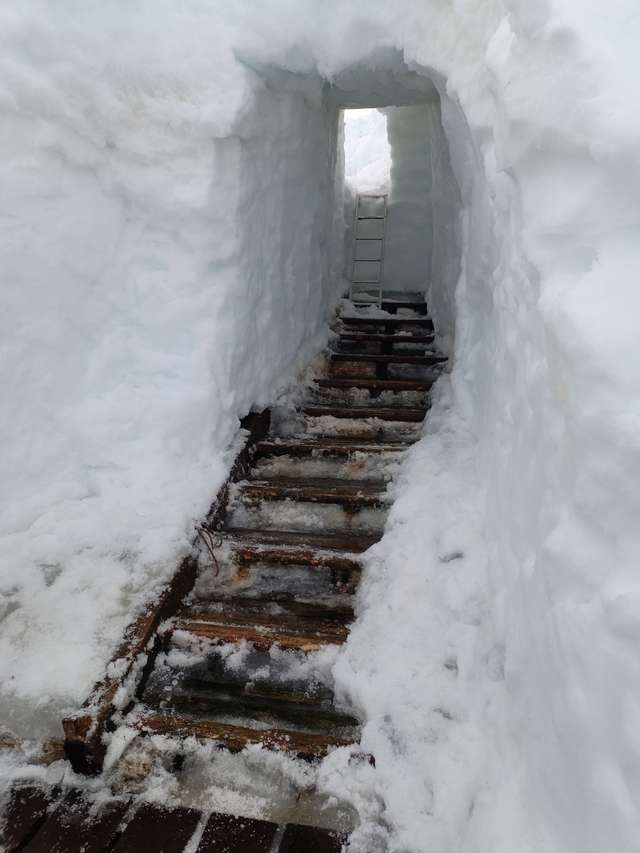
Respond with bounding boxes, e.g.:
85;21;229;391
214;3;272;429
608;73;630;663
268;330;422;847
343;108;390;194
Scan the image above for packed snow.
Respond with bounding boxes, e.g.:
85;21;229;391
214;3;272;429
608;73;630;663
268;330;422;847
2;2;640;852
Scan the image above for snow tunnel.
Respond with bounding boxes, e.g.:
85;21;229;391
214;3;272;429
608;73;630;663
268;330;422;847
233;48;469;361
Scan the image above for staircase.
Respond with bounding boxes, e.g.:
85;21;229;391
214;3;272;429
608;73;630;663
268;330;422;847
126;295;446;764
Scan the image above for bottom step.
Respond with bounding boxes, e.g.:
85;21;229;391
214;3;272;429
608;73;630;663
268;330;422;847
1;783;346;853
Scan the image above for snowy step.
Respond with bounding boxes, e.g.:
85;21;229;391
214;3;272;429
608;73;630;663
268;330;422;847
144;672;358;734
304;403;427;422
339;315;434;330
238;476;389;508
338;330;435;345
136;713;353;760
222;527;379;555
255;437;409;456
250;440;402;483
228;490;385;535
169;598;352;652
330;351;446;366
317;376;434;392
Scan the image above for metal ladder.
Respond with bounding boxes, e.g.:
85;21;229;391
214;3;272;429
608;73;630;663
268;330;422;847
350;193;387;308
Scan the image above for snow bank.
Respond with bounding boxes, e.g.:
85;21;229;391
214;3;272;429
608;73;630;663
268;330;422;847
383;105;434;294
3;1;640;851
0;2;342;736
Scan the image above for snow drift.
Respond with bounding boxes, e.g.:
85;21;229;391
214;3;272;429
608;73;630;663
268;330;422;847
2;2;640;852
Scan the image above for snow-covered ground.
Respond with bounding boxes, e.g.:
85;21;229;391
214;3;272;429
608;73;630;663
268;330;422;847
3;2;640;851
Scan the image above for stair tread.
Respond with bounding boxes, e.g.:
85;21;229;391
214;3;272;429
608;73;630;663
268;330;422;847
331;352;446;365
317;376;433;391
144;676;359;731
255;437;410;453
222;527;379;553
304;404;427;422
238;476;388;505
171;597;353;651
136;712;353;758
177;596;354;627
338;331;435;344
338;315;434;328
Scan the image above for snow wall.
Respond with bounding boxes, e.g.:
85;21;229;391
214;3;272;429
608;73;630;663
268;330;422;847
2;3;640;853
383;105;434;295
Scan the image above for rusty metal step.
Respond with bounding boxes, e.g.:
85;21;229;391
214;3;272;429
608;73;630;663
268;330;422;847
238;476;388;507
330;352;446;366
316;376;433;392
136;714;352;759
304;404;427;422
222;527;379;554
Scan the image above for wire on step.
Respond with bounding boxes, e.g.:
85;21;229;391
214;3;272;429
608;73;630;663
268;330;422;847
196;525;223;577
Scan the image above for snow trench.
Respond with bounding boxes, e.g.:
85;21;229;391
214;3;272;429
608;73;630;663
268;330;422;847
2;3;640;852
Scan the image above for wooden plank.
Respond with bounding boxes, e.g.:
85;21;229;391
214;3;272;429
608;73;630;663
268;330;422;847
338;315;433;329
223;528;379;554
137;714;353;759
304;405;427;423
254;438;408;457
110;803;200;853
238;476;387;507
195;812;277;852
330;352;446;366
338;331;434;344
0;785;57;852
279;823;347;852
171;619;347;653
229;541;363;572
146;683;358;735
317;377;433;392
21;790;128;853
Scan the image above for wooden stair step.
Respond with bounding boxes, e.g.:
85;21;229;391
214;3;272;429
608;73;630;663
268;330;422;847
238;476;388;507
170;599;352;652
136;714;353;759
304;404;427;422
180;596;354;625
339;315;434;329
145;678;358;732
330;351;446;366
338;330;435;344
223;527;379;554
254;437;409;457
317;376;433;392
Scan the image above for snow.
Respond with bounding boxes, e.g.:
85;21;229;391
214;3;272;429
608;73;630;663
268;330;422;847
344;109;390;194
2;2;640;852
